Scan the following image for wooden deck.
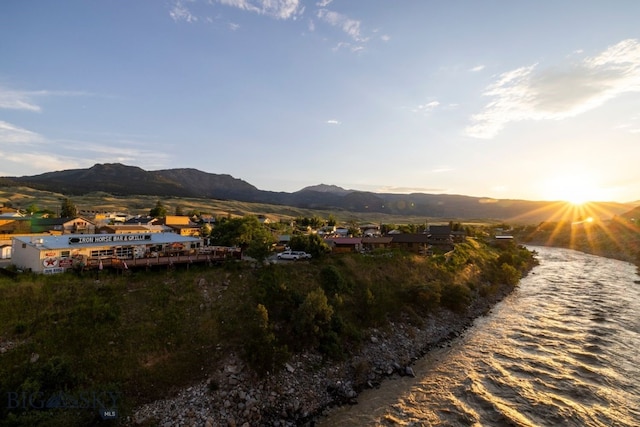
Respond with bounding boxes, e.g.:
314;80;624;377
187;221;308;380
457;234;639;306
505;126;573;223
86;249;241;270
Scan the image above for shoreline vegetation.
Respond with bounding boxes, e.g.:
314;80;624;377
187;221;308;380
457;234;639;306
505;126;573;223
0;239;537;426
517;217;640;268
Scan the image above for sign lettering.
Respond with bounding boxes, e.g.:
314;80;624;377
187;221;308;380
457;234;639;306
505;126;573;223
69;234;152;244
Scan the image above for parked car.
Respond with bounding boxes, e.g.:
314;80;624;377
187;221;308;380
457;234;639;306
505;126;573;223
276;250;311;260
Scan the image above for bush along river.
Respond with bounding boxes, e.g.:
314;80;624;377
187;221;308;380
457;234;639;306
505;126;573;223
318;246;640;426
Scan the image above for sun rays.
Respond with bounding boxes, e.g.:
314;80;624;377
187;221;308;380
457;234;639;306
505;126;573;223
516;201;639;259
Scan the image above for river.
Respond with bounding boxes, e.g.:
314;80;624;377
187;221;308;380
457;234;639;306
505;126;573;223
318;246;640;426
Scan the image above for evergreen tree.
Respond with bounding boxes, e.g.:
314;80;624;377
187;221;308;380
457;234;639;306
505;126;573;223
60;198;77;218
149;200;167;218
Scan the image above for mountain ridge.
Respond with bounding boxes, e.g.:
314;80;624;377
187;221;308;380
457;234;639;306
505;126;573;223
1;163;634;222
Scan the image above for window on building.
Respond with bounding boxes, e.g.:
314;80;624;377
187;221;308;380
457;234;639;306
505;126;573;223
90;249;114;258
115;247;132;259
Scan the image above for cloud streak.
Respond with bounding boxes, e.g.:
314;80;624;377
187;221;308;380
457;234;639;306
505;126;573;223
170;1;198;22
0;87;93;112
0;121;43;144
466;39;640;139
376;185;448;194
0;90;42;112
216;0;302;20
412;100;440;114
316;8;364;42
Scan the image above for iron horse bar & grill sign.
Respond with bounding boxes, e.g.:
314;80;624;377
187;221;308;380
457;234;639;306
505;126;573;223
68;234;153;244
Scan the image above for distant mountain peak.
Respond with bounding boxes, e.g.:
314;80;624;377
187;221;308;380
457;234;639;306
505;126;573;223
300;184;351;194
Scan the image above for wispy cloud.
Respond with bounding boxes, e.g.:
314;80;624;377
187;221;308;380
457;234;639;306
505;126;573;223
470;65;485;72
170;0;198;22
376;185;447;194
316;8;365;42
412;100;440;114
614;113;640;134
0;87;92;112
0;121;43;144
172;1;378;52
326;119;341;125
466;39;640;139
216;0;302;20
0;151;85;175
0;89;41;112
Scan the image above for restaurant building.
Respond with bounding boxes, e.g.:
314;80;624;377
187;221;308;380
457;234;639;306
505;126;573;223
11;233;203;274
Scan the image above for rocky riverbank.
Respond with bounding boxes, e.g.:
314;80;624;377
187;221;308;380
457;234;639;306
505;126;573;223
126;280;515;427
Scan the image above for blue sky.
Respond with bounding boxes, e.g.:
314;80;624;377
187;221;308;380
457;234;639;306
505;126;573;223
1;1;639;203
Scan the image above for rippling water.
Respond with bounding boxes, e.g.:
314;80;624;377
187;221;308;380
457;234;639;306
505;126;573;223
319;246;640;426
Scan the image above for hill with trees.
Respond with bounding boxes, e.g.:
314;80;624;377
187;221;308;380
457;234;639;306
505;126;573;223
1;163;635;222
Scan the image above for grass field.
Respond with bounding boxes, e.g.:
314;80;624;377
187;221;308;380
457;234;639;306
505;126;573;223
0;186;498;227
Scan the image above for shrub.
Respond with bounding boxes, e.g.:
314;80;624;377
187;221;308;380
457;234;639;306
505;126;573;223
440;283;472;312
500;263;520;287
242;304;290;376
293;288;334;349
405;281;441;314
320;265;350;296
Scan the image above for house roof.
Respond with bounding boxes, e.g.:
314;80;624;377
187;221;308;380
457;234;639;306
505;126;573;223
0;212;24;218
325;237;362;245
361;237;393;244
391;233;430;244
101;225;150;232
123;216;157;225
428;225;452;235
31;217;94;226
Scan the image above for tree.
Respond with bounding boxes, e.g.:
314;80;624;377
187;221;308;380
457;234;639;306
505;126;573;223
242;304;288;376
294;288;334;348
60;198;77;218
381;223;397;234
347;220;361;237
149;200;167;218
25;203;39;216
210;216;275;261
289;234;331;258
175;205;184;216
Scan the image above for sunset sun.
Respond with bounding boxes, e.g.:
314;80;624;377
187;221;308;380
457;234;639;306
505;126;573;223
542;173;603;205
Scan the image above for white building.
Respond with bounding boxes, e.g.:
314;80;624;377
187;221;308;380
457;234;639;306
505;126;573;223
11;233;202;274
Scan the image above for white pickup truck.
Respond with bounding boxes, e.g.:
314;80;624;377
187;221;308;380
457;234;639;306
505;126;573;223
276;250;312;261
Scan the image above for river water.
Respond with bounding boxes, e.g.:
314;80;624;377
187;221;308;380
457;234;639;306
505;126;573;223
318;246;640;426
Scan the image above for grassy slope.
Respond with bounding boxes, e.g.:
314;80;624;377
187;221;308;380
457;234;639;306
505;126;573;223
0;186;500;226
0;241;535;426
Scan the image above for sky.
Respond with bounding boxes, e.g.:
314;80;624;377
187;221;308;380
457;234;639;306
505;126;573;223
1;1;639;204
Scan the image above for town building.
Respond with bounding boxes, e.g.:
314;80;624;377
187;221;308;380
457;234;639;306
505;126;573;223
389;233;431;254
30;217;96;235
161;215;201;236
11;233;203;274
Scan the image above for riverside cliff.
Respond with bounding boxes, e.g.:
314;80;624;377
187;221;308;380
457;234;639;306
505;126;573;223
0;240;536;426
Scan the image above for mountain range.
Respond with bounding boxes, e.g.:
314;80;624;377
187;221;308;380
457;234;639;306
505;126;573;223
1;163;634;222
